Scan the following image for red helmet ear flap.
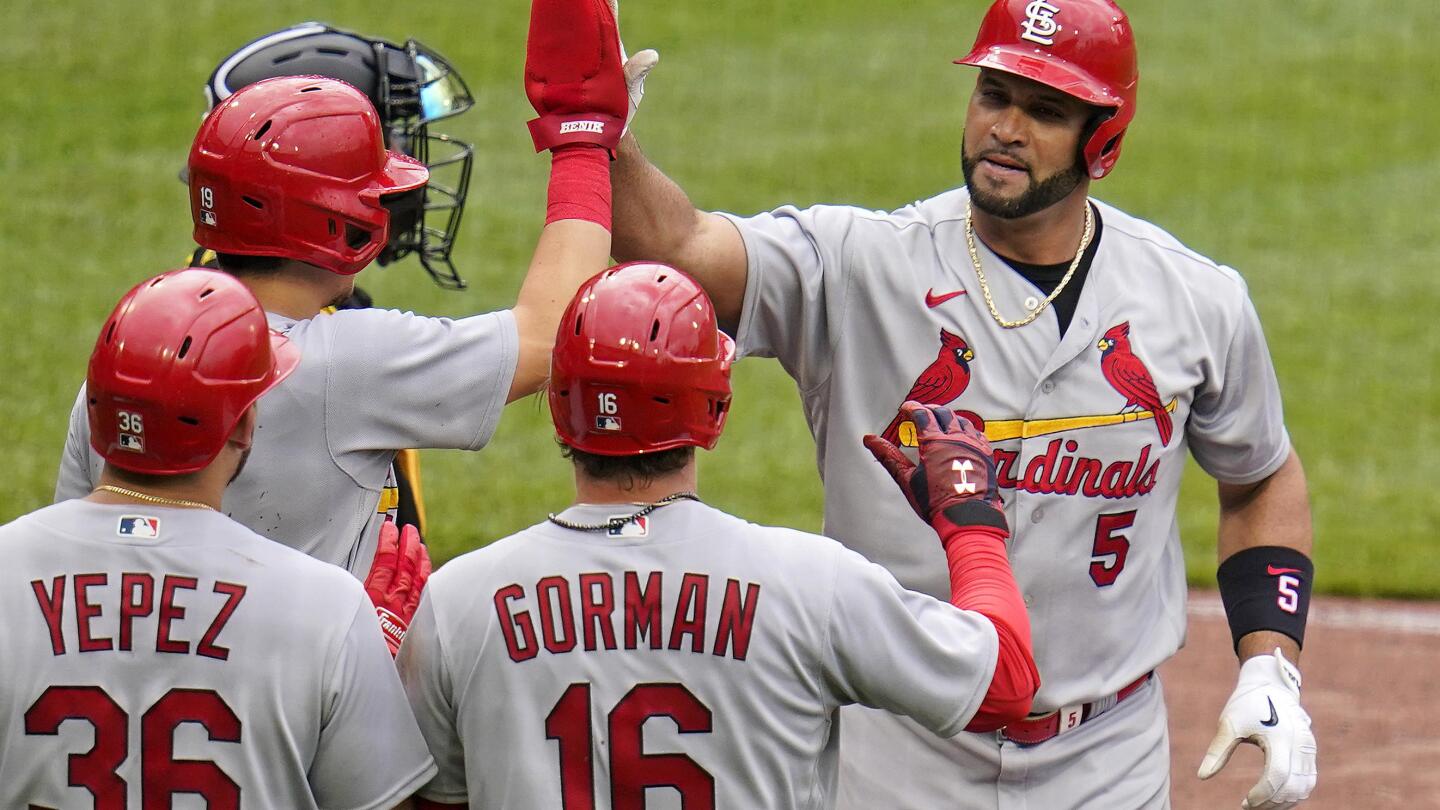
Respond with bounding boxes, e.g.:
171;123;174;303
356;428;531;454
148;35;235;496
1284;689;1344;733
549;263;733;456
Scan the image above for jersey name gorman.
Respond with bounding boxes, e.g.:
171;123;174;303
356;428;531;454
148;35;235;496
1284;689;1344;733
30;572;247;659
993;437;1160;499
494;571;762;663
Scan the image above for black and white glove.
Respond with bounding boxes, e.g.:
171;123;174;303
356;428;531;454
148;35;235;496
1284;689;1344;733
1198;648;1318;809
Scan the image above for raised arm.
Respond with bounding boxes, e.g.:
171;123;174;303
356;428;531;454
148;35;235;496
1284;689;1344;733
506;0;632;401
609;118;749;330
864;401;1040;730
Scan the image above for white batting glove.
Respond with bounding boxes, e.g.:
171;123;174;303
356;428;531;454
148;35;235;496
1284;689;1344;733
1198;648;1317;809
606;0;659;132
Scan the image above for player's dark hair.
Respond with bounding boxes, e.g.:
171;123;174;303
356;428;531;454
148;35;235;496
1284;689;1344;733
561;444;695;489
214;252;284;277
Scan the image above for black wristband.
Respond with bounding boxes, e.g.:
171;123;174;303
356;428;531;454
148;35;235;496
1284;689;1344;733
1216;546;1313;653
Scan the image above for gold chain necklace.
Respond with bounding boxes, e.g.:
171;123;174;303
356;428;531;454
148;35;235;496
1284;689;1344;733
94;485;215;511
965;200;1094;329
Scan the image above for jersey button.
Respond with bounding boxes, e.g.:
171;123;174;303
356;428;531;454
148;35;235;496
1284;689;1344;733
1024;295;1041;311
1040;380;1055;394
1030;509;1045;524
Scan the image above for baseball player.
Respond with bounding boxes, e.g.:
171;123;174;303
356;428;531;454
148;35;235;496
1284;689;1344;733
0;269;433;808
603;0;1317;807
56;0;629;610
180;21;485;532
397;262;1039;808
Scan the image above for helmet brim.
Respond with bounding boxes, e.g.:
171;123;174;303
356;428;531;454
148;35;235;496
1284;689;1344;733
376;152;429;195
956;46;1126;109
266;330;303;392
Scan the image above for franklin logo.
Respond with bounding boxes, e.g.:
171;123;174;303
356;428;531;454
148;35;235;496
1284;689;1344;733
117;515;160;538
559;120;606;135
376;607;407;649
1020;0;1063;46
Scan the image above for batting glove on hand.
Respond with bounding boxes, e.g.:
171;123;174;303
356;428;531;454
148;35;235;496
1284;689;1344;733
525;0;629;154
863;401;1006;535
364;521;432;657
1198;648;1318;809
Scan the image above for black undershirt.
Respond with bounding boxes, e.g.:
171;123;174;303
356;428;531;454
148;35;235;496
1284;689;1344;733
991;204;1103;337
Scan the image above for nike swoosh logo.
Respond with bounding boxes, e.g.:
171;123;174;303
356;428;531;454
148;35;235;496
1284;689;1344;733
1267;566;1303;576
1260;697;1279;727
925;288;968;308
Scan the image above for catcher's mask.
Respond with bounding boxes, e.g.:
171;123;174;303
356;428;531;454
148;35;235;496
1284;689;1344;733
550;263;735;456
202;22;476;288
88;269;300;475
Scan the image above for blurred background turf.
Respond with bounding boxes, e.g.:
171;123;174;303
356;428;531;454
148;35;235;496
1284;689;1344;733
1;0;1435;596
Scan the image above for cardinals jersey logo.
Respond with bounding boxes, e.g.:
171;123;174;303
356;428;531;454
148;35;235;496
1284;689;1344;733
881;329;974;443
117;515;160;538
1097;322;1173;447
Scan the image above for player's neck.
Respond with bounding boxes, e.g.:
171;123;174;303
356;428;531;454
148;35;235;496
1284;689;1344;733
239;262;356;319
87;464;231;512
970;185;1091;265
573;465;700;506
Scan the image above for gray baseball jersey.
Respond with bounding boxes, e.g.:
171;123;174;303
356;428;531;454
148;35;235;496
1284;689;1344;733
0;499;435;808
397;499;999;809
56;307;517;577
721;188;1288;808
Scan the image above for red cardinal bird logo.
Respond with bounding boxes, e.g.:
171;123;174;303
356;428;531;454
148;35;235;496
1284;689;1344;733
881;329;974;443
1097;322;1172;447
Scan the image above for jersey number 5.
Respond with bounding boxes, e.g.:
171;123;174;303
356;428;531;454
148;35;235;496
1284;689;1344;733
23;685;240;808
546;682;715;809
1089;510;1136;587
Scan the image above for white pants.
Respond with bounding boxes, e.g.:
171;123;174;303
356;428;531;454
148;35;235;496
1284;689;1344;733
836;675;1171;810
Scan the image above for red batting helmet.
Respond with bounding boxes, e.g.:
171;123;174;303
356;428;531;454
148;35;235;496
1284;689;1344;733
187;75;429;276
88;269;301;475
550;263;734;456
957;0;1138;179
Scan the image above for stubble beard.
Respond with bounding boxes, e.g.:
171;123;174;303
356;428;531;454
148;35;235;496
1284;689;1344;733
961;150;1087;220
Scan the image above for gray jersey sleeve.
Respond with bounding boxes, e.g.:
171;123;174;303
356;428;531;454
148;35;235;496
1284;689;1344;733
397;592;469;803
324;308;518;462
54;385;99;503
720;205;867;393
311;592;438;809
1186;282;1291;484
821;547;999;739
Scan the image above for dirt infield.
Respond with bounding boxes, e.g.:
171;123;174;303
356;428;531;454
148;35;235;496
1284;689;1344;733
1164;592;1440;809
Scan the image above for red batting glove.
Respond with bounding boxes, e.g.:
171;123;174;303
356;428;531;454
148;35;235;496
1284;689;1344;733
364;520;432;657
525;0;629;154
862;401;1007;538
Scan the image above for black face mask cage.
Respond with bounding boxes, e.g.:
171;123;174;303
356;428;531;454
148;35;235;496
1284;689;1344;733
374;38;476;290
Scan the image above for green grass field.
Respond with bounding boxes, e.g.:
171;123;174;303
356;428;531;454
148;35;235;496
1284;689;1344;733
2;0;1436;596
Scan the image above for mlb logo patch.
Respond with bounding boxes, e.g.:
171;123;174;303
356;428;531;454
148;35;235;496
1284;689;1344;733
200;210;217;226
595;415;622;431
117;515;160;538
608;516;648;538
119;434;144;452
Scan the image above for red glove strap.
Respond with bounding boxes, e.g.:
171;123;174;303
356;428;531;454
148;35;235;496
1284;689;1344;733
934;521;1041;731
546;145;612;229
